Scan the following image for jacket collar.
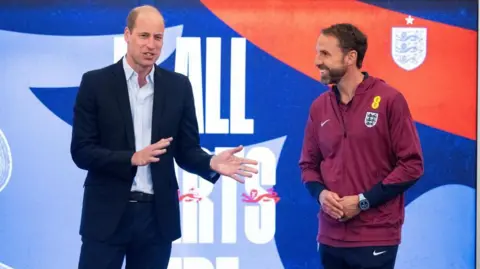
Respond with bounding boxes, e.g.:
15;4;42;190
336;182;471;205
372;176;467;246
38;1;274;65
331;72;374;102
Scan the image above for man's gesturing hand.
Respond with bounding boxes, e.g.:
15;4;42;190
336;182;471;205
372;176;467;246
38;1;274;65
131;137;173;166
319;190;344;219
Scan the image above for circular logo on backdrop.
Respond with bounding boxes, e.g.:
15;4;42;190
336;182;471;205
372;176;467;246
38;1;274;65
0;129;13;193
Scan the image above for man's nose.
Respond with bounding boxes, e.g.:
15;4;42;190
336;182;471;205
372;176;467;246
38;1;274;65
146;37;155;49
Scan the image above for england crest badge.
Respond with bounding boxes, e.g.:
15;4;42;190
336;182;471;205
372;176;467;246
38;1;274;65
391;26;427;71
364;112;378;128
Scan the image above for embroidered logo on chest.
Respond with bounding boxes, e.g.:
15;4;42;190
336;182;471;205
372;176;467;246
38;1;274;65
364;112;379;128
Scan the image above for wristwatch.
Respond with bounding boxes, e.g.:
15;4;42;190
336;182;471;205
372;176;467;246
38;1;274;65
358;193;370;211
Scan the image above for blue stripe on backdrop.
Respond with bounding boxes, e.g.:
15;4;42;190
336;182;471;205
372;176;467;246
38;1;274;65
360;0;477;30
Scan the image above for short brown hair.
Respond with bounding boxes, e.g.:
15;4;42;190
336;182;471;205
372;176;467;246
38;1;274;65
126;8;139;31
126;5;163;31
321;23;368;68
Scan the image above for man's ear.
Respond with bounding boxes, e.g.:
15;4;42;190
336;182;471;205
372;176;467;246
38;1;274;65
124;27;130;43
347;50;357;66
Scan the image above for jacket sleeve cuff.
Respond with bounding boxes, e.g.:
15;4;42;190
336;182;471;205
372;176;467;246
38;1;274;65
363;180;417;208
208;171;221;184
305;182;326;204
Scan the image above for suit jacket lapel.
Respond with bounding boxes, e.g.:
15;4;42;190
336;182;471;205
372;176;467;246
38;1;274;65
112;59;135;150
151;66;167;143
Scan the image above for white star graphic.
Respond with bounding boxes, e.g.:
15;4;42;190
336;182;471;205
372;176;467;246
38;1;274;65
405;15;414;25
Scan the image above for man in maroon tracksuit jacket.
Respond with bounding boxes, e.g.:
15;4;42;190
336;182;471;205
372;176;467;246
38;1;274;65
299;23;424;269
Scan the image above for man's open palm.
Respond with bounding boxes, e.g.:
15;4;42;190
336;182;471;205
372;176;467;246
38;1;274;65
210;145;259;183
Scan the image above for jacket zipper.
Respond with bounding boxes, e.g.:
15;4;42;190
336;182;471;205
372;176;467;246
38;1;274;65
329;94;348;138
339;109;347;138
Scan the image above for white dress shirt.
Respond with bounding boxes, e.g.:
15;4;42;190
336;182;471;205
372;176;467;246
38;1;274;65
122;56;155;194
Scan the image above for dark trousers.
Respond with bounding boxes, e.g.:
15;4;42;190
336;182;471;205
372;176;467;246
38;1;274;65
78;201;172;269
318;243;398;269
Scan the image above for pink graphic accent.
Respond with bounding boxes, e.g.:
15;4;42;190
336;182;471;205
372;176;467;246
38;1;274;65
178;187;202;203
242;188;280;204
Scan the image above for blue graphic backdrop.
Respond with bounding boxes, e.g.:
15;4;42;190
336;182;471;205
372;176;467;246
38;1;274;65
0;0;477;268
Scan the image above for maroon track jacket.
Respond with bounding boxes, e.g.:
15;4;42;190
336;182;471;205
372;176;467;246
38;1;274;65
299;73;424;247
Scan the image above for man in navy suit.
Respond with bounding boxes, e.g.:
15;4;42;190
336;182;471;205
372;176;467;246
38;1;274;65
70;5;258;269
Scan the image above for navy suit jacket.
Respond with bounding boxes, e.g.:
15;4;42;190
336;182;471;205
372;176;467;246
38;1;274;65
70;59;220;242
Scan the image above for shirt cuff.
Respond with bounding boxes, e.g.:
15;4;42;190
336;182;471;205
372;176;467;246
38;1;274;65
305;182;326;204
363;180;417;208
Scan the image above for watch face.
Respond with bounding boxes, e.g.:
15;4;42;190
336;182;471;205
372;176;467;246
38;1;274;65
360;200;369;210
